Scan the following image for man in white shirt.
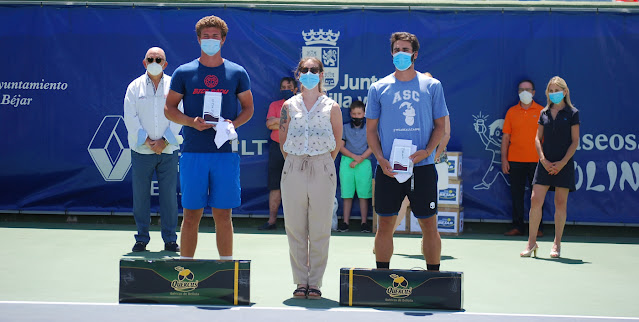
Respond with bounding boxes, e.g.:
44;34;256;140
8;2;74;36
124;47;183;252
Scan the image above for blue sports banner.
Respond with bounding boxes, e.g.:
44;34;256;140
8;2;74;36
1;4;638;224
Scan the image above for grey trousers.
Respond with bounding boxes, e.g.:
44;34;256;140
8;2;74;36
281;153;336;287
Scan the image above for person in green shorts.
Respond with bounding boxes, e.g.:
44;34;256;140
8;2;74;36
338;101;373;232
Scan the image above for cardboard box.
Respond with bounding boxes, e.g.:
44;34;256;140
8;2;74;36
373;209;411;234
405;206;464;236
339;268;463;310
119;259;250;305
395;212;409;232
446;152;462;179
437;207;464;235
438;178;462;208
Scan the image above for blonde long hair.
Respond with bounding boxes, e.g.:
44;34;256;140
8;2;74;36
295;57;325;93
545;76;575;109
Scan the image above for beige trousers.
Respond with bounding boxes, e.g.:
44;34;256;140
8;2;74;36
281;153;336;287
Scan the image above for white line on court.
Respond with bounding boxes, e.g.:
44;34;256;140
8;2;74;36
0;301;637;320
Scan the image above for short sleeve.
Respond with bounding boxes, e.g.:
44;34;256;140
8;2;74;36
236;67;251;94
267;101;280;119
431;82;449;120
571;109;580;126
365;85;380;119
169;67;185;95
502;109;513;134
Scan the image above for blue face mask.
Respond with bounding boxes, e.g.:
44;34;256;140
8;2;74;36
393;52;413;71
299;72;320;90
549;91;565;104
280;90;295;100
200;39;221;56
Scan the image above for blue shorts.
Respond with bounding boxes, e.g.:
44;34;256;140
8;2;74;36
180;152;241;210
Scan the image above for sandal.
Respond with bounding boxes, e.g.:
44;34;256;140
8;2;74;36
307;288;322;300
293;286;308;299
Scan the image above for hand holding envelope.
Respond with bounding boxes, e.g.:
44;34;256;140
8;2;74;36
203;91;222;125
390;139;417;183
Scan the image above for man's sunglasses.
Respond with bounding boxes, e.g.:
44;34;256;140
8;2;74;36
299;67;321;74
146;57;164;64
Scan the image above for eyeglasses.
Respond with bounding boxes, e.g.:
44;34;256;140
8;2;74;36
146;57;164;64
299;67;321;74
518;88;534;93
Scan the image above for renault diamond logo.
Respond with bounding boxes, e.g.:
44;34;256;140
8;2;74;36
88;115;131;181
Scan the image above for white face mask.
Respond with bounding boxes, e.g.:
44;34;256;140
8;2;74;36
519;90;533;104
146;62;163;76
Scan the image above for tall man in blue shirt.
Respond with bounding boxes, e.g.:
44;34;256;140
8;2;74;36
366;32;449;271
164;15;254;259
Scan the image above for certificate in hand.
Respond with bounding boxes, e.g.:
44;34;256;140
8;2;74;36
390;139;416;174
203;91;222;124
392;146;412;172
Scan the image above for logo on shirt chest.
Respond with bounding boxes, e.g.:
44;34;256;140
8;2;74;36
204;75;218;88
390;90;421;126
392;90;420;104
399;101;416;126
193;75;228;95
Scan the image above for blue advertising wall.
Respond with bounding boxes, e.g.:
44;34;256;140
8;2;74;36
1;4;638;224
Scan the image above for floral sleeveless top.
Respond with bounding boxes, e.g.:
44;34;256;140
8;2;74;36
283;94;336;156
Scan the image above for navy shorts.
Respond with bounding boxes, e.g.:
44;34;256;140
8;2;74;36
374;164;438;219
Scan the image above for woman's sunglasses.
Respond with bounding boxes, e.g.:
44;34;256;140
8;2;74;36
146;57;164;64
299;67;321;74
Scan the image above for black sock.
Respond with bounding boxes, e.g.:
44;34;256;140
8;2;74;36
376;261;390;269
427;264;440;271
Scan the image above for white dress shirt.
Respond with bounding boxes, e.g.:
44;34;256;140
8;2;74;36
123;73;183;155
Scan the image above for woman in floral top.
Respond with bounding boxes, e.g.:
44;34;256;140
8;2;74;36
279;57;343;299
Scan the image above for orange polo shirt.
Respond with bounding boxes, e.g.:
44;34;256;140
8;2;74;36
502;101;543;162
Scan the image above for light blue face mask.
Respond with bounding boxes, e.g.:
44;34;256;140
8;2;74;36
299;72;320;90
549;91;565;104
393;52;413;71
200;39;221;56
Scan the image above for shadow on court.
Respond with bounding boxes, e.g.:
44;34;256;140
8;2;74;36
283;297;340;308
394;254;456;261
533;257;591;265
121;251;179;259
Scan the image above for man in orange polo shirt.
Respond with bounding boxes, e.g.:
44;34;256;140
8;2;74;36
502;80;544;237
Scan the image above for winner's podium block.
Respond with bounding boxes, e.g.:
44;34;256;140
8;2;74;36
339;268;463;310
119;259;250;305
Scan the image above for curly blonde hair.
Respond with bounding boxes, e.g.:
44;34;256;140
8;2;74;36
195;15;228;38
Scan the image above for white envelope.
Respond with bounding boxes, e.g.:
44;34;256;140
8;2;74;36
390;139;416;183
203;91;222;124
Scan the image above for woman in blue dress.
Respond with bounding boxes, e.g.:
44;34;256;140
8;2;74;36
520;76;580;259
